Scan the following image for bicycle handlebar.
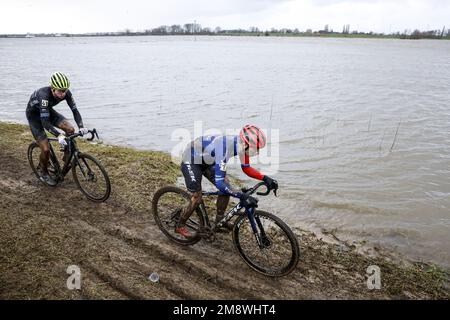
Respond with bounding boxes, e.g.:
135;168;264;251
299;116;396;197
86;129;99;141
67;129;99;141
244;181;278;197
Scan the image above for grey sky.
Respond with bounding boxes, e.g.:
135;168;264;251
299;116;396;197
1;0;449;34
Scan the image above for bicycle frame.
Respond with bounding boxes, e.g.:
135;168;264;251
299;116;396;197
198;182;272;247
47;138;76;179
198;192;244;230
46;129;98;181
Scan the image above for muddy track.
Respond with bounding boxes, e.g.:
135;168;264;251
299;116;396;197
1;126;448;300
0;149;309;299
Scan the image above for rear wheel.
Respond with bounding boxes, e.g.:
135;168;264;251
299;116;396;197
152;186;205;245
233;210;300;277
27;142;59;183
72;153;111;202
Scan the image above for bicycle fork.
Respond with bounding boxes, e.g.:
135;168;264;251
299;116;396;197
73;153;95;182
246;207;272;249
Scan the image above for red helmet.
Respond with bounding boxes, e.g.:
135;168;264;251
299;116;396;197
239;125;267;149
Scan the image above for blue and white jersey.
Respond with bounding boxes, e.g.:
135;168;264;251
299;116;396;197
183;135;240;197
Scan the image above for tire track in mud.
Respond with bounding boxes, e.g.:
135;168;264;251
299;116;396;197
0;144;386;300
66;212;275;300
103;225;265;300
1;156;296;299
2;126;449;300
71;199;307;300
71;219;239;300
91;191;308;299
103;210;314;297
74;267;132;300
1;185;207;299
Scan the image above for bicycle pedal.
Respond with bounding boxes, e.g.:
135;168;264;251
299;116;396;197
204;234;216;243
198;228;214;238
214;227;232;234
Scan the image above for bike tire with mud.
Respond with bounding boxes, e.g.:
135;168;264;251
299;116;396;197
152;186;205;246
233;210;300;277
27;141;59;183
72;153;111;202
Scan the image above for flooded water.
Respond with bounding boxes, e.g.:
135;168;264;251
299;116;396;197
1;36;449;267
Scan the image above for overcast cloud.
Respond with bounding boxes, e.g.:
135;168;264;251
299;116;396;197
0;0;448;34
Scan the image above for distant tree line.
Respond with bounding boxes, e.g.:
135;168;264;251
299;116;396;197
399;28;449;39
1;23;449;39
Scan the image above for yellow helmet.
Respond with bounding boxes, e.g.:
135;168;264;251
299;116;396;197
50;72;70;90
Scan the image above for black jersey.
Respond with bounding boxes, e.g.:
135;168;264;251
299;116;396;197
26;86;83;136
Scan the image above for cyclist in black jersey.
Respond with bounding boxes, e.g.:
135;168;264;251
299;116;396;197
26;72;89;186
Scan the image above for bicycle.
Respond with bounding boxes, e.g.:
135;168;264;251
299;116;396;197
27;129;111;202
152;182;300;277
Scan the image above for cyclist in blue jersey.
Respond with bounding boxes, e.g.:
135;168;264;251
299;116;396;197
26;72;89;186
177;125;279;238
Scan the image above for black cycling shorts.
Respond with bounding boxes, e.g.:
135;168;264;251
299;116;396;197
181;161;216;193
26;109;66;141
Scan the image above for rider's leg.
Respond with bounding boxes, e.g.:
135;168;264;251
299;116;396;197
27;112;56;185
57;120;75;135
178;191;203;227
56;120;74;163
207;172;233;229
215;194;235;230
28;113;49;173
174;191;202;238
37;139;51;174
36;138;57;186
216;195;230;221
178;161;204;237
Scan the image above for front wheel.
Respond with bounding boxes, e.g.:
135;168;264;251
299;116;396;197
72;153;111;202
233;210;300;277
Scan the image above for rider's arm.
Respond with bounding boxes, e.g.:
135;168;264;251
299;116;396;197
240;153;265;180
38;99;60;137
66;91;84;128
215;163;243;199
214;137;243;199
